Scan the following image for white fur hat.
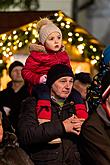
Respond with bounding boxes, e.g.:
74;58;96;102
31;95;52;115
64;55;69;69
36;18;62;45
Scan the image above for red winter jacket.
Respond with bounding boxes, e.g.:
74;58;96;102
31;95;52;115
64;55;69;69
22;44;71;85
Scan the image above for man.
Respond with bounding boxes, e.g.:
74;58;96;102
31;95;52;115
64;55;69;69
73;72;92;100
17;64;84;165
0;61;29;131
79;70;110;165
70;72;92;118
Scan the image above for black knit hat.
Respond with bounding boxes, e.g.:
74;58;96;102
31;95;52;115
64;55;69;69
101;70;110;101
9;61;24;78
46;64;74;88
74;72;92;84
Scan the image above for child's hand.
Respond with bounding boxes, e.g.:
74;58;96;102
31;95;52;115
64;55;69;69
39;75;47;84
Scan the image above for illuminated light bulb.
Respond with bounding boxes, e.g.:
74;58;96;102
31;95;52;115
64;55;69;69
91;55;95;59
16;40;19;44
68;32;73;36
66;21;70;25
96;56;100;60
28;27;32;31
32;29;37;35
13;35;18;40
13;31;16;34
29;23;32;27
75;33;79;37
93;47;97;52
3;51;6;56
60;22;65;27
68;38;72;42
6;48;10;52
0;42;3;46
90;45;93;49
25;31;28;35
8;36;12;40
13;46;17;50
91;59;97;65
77;44;84;54
32;39;36;43
18;42;22;47
25;40;28;43
2;47;6;50
54;13;58;16
32;23;37;28
8;42;11;46
57;16;63;22
65;24;70;29
78;37;83;42
0;59;3;64
2;34;6;40
9;52;13;56
5;54;9;57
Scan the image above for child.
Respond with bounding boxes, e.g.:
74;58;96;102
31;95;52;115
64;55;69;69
22;17;71;121
22;18;88;142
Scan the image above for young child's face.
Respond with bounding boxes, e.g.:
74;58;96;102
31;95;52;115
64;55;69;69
45;32;62;52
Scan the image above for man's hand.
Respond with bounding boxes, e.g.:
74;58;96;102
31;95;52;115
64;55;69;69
63;115;83;135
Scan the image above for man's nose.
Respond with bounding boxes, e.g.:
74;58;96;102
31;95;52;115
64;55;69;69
65;82;70;88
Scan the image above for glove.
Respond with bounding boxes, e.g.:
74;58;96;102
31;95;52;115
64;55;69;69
39;75;47;84
32;84;50;100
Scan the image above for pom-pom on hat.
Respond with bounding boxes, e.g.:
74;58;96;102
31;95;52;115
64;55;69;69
102;45;110;65
46;64;74;88
101;70;110;101
74;72;92;84
8;61;24;78
36;18;62;45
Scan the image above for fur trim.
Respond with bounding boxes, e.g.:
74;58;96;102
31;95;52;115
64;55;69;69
29;43;65;53
29;43;46;52
36;18;53;32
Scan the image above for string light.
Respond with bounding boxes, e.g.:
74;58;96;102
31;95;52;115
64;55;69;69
0;10;104;70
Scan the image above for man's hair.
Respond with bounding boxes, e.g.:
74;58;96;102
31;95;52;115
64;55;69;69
74;72;92;84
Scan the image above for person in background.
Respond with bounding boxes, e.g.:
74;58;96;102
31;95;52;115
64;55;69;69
79;70;110;165
73;72;92;114
69;72;92;118
18;64;84;165
0;107;34;165
0;61;29;132
87;45;110;114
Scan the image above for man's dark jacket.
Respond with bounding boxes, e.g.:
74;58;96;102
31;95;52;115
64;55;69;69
79;104;110;165
17;96;81;165
0;82;29;130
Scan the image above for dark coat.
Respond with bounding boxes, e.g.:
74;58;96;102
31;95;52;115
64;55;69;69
0;82;29;130
79;106;110;165
17;97;81;165
0;108;34;165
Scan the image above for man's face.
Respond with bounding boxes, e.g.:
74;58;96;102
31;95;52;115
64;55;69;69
51;76;73;99
10;66;24;82
73;80;90;99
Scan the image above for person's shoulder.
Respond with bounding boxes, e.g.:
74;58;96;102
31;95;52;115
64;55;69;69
82;111;101;130
22;96;36;105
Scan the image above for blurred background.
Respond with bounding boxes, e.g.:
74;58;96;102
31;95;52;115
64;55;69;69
0;0;109;89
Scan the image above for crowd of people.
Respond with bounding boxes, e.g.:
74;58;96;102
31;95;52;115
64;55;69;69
0;17;110;165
